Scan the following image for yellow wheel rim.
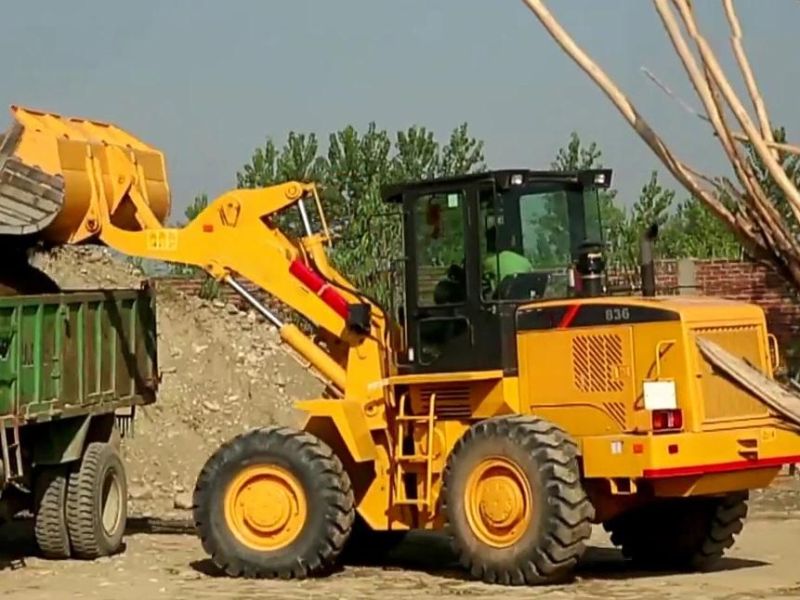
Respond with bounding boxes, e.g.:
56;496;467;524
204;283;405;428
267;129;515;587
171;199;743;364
464;457;532;548
224;465;307;551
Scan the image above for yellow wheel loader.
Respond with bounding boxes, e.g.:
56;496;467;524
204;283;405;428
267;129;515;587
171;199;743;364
3;105;800;586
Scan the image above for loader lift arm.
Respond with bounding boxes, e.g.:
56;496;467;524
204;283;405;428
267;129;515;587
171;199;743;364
100;179;395;400
0;105;396;402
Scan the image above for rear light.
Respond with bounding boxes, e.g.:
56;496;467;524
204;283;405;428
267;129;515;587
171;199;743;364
652;409;683;432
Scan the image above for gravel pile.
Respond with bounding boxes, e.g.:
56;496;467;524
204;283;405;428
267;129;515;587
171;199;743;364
34;245;323;517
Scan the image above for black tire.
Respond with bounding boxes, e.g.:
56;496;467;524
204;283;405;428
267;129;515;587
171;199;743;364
33;466;71;559
604;491;748;571
66;442;128;559
442;415;594;586
192;426;355;579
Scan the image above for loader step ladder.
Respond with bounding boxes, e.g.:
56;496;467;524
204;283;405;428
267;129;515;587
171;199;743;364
0;418;23;483
393;391;436;508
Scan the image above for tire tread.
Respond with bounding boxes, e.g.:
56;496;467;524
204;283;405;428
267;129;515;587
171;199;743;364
34;466;71;559
442;415;594;586
192;425;355;580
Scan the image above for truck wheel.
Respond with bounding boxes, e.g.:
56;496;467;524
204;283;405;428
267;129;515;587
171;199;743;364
34;466;71;559
604;491;748;571
442;415;594;586
192;426;355;579
66;442;128;559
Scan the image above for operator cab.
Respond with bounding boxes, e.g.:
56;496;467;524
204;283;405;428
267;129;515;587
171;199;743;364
381;168;611;375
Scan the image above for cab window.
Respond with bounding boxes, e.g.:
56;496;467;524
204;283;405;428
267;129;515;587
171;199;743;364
414;190;467;307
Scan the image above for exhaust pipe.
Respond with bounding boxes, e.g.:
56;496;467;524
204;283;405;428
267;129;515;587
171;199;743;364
640;223;659;297
575;241;606;298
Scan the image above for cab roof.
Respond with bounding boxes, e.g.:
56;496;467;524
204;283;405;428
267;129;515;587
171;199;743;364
380;168;612;203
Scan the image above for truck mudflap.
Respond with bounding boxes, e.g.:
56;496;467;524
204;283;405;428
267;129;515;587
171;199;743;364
0;122;65;237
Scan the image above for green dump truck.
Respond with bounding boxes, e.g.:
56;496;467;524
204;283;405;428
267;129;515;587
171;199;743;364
0;285;158;559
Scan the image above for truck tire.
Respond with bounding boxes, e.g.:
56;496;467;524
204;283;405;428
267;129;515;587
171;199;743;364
66;442;128;559
192;426;355;579
442;415;594;586
33;466;71;559
604;491;748;571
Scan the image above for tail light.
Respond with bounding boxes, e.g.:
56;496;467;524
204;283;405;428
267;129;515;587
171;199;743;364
652;409;683;432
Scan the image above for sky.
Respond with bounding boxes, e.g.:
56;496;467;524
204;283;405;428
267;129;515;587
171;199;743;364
1;1;797;219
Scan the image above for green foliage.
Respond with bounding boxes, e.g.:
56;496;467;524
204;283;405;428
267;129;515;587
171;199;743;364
184;192;209;223
550;133;743;266
198;276;221;301
741;126;800;237
660;196;741;259
235;122;486;307
221;126;756;312
549;132;627;263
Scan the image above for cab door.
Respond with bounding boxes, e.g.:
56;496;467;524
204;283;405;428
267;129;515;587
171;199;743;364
400;181;503;374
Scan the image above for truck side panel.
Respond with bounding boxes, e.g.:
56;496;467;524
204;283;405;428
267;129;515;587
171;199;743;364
0;288;157;422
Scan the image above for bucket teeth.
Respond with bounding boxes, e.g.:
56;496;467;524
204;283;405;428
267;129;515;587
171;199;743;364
0;123;65;237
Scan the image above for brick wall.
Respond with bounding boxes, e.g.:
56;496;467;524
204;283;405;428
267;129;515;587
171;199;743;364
151;258;800;361
697;261;800;354
616;259;800;358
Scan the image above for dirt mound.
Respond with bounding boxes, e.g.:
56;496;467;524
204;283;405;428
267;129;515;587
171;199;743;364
33;245;323;517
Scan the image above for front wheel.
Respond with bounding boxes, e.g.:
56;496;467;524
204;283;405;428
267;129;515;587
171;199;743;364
192;426;355;579
442;415;594;586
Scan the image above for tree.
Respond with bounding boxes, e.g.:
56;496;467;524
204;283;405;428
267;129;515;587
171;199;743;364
184;192;209;223
662;196;741;259
622;171;676;265
550;132;627;263
235;122;486;306
521;0;800;292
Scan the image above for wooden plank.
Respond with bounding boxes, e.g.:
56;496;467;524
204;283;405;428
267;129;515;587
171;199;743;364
696;336;800;428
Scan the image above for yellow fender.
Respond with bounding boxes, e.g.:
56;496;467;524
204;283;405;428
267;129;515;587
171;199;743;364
295;399;377;463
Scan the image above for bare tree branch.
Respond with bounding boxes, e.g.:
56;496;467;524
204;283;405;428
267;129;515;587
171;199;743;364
672;0;800;225
722;0;778;160
517;0;738;234
641;66;800;156
519;0;800;291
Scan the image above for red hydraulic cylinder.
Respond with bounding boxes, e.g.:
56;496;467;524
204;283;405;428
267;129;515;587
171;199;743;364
288;258;350;319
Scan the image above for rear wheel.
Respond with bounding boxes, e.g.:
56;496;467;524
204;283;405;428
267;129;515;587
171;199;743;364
442;415;594;586
33;465;71;559
192;426;355;579
604;491;748;571
66;442;128;559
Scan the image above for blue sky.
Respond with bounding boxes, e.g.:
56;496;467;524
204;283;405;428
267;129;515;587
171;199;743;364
2;1;796;219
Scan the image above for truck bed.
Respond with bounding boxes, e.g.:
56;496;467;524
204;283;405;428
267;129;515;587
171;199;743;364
0;287;158;424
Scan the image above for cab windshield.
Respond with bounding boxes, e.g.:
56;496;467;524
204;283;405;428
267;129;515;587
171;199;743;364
480;183;603;301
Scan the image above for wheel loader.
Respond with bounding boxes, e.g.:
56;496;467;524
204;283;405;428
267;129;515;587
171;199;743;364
3;105;800;586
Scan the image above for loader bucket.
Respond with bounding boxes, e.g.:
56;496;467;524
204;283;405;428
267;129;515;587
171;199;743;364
0;105;170;245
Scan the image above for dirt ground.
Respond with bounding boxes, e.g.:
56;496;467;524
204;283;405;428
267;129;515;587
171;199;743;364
3;246;798;598
2;481;800;599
